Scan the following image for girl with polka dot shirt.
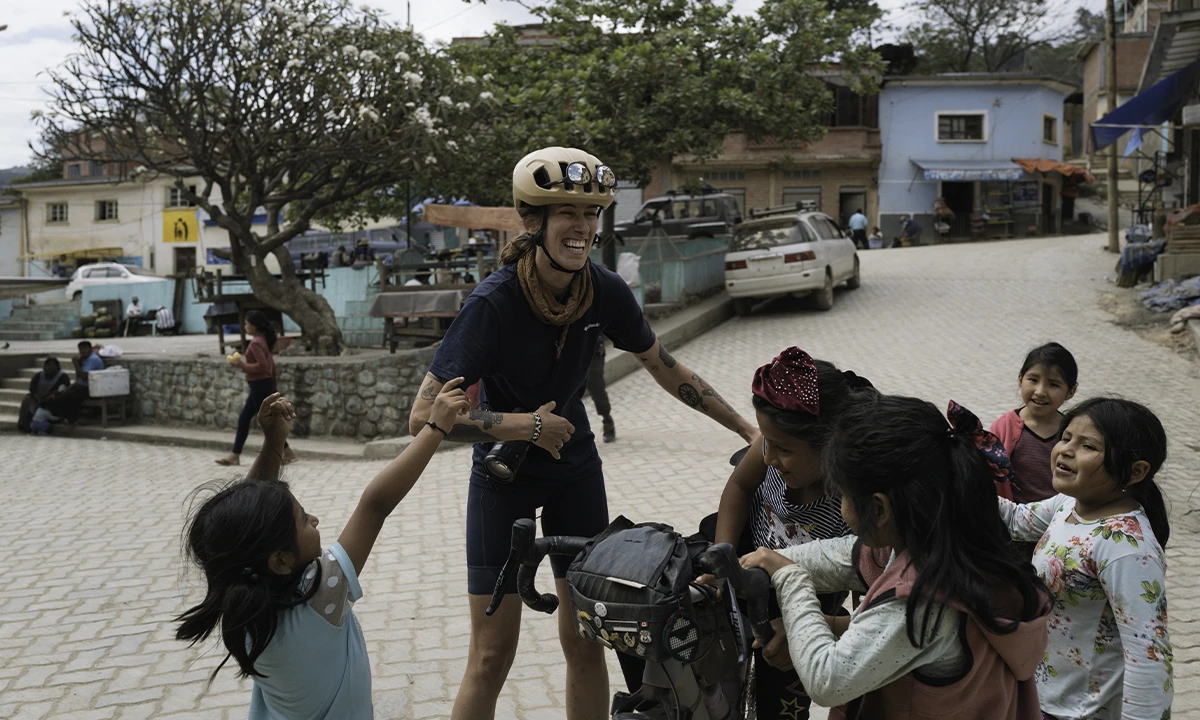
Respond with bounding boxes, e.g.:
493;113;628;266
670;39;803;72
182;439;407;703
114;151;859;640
176;382;469;719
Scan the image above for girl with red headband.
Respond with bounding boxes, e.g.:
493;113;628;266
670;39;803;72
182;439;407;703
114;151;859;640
707;346;873;720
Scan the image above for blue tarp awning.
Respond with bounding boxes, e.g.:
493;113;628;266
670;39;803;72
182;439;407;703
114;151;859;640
912;159;1024;181
1091;57;1200;152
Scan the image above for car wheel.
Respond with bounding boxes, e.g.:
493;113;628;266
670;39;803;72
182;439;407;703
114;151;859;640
72;291;82;301
847;257;861;289
733;298;752;317
812;271;834;311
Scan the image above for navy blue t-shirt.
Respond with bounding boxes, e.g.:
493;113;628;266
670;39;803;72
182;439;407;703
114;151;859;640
428;262;656;485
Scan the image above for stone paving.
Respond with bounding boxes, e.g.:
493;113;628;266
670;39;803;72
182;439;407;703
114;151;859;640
1;232;1197;719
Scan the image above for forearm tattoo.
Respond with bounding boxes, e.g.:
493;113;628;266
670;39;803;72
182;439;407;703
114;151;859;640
693;373;738;414
419;373;441;402
467;408;503;431
678;374;736;415
678;383;704;410
658;345;677;369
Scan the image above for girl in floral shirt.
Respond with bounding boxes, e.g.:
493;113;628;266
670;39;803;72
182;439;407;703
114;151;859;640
999;397;1172;720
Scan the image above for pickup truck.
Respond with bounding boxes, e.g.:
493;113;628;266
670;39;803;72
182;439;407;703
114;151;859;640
614;192;743;240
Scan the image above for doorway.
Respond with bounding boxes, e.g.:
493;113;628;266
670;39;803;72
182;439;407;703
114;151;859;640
941;181;975;236
174;247;196;274
1041;184;1056;234
839;187;867;228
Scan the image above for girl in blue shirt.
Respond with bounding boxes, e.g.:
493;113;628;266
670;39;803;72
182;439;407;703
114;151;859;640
176;381;469;719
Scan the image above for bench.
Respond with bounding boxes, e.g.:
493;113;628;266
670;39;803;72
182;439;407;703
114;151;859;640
82;396;129;428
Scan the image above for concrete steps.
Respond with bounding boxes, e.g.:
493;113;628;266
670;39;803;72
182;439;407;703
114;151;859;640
1;378;29;390
0;301;81;341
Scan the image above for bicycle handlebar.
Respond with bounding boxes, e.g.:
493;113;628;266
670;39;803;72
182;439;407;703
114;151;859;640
695;542;775;647
486;519;589;617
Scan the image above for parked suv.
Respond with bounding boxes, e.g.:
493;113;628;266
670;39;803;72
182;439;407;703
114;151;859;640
723;205;860;315
65;262;168;301
614;192;743;240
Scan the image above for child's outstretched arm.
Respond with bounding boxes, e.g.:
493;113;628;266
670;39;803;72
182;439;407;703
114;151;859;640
339;377;469;575
997;494;1065;542
246;393;295;481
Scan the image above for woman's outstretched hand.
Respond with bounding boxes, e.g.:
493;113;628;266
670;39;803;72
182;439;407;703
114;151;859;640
430;377;471;433
739;547;794;578
257;393;295;445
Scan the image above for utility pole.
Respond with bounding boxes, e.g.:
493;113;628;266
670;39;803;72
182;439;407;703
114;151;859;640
1106;0;1120;252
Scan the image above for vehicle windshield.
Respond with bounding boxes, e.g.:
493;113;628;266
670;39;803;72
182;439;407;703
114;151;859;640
635;201;672;224
731;220;799;251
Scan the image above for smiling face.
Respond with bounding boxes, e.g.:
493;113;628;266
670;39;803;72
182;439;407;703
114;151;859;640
538;203;600;273
756;410;824;492
1052;414;1123;505
1019;363;1075;420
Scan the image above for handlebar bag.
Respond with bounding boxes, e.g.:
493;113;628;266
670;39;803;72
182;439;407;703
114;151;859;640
566;515;711;662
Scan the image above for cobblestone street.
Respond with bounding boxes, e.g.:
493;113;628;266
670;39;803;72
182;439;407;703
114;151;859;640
2;232;1197;719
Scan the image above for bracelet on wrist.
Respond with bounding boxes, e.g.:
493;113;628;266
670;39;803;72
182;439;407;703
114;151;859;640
530;411;542;442
427;420;448;437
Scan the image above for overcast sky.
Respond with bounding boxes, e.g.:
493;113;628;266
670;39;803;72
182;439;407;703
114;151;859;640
0;0;1099;169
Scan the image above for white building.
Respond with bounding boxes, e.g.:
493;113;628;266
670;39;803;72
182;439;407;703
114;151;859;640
0;195;24;277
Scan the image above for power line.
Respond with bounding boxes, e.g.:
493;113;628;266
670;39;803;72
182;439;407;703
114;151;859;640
417;3;482;34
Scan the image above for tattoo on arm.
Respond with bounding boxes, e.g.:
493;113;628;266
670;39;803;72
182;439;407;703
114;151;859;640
419;373;441;402
658;345;677;369
678;383;705;410
467;408;503;431
692;373;738;415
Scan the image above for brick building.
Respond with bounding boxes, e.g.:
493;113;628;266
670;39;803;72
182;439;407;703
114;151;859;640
642;81;881;229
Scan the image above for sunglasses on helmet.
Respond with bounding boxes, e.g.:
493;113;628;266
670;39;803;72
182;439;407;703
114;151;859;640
548;162;618;190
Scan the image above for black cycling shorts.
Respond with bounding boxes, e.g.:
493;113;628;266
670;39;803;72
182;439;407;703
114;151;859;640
465;469;609;596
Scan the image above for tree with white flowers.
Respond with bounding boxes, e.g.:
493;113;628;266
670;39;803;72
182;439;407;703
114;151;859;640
34;0;487;354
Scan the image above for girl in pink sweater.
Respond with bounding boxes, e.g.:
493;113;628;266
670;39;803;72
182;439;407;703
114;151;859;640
989;343;1077;504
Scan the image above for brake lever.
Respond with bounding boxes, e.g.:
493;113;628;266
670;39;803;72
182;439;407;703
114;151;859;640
485;518;537;616
701;543;775;646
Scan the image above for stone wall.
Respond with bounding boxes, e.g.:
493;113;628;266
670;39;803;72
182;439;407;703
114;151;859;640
121;348;437;441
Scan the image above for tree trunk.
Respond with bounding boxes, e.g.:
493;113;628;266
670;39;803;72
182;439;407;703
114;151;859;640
230;232;347;355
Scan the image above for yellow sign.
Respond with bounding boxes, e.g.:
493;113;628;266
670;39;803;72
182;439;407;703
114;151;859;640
163;209;199;243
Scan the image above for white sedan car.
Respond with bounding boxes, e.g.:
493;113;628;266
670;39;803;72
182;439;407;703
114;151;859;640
65;262;168;300
723;209;860;315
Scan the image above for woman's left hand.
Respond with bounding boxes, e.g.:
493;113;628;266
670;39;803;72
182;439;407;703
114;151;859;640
740;547;794;578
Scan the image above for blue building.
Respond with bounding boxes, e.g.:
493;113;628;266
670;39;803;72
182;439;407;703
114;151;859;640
878;74;1081;242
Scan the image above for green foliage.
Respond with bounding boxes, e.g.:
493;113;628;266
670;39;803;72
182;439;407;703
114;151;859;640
901;0;1073;74
440;0;882;206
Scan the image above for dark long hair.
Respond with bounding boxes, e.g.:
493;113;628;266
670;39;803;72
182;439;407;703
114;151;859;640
1062;397;1170;547
825;394;1050;647
500;205;547;265
245;310;277;352
1020;342;1078;388
751;360;875;449
175;479;319;681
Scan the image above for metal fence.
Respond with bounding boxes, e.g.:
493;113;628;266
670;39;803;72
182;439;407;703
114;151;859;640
595;234;731;306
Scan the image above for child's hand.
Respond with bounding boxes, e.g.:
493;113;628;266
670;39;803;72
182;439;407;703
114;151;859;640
429;377;470;434
739;547;794;577
752;619;793;671
257;393;295;444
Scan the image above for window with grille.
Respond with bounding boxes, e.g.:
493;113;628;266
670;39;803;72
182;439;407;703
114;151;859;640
704;170;745;181
47;203;69;223
89;161;104;176
167;185;197;207
67;164;82;178
936;113;986;141
783;169;821;180
95;200;119;221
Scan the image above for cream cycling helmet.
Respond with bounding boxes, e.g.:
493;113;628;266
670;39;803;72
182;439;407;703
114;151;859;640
512;146;617;211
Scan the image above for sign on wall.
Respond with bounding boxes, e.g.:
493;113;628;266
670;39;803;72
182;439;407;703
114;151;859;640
1012;182;1039;205
163;209;199;243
